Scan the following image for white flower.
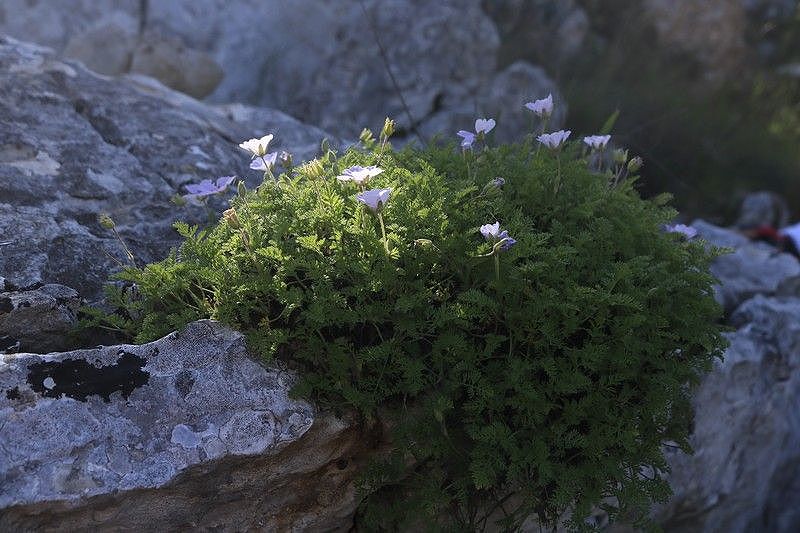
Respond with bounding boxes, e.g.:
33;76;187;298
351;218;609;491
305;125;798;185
583;135;611;150
357;188;392;211
524;94;553;117
537;130;571;149
665;224;698;239
475;118;496;135
336;165;384;185
239;134;274;158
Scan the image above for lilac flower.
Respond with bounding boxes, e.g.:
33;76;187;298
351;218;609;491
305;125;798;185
480;222;502;240
524;94;554;117
490;177;505;187
250;152;278;171
665;223;698;240
357;188;392;212
457;130;476;149
239;134;274;158
480;222;516;252
537;130;571;150
183;176;236;204
336;165;384;185
475;118;496;135
583;135;611;150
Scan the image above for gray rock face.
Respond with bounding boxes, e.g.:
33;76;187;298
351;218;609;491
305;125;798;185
0;320;382;531
735;191;790;229
692;220;800;314
0;283;82;354
0;0;563;142
0;35;332;301
657;295;800;532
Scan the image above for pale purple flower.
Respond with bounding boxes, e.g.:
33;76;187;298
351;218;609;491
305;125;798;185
183;176;236;204
357;188;392;212
524;94;554;117
457;130;476;149
665;223;698;240
480;222;502;240
490;177;505;187
537;130;572;149
239;134;274;158
336;165;384;185
583;135;611;150
250;152;278;171
480;222;516;251
475;118;496;135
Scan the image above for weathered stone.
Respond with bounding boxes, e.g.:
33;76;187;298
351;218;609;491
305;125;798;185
482;0;590;68
656;295;800;532
62;12;138;76
735;191;790;229
0;320;384;531
130;33;223;99
0;283;82;354
0;35;332;301
691;220;800;314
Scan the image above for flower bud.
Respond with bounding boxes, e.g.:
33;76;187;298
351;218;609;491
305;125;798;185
381;118;396;139
279;150;293;168
237;180;248;197
304;159;325;179
627;156;643;173
359;128;375;147
613;148;629;164
98;213;116;230
223;208;241;229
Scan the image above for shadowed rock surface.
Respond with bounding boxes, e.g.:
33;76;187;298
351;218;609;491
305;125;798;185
0;282;82;354
0;320;385;531
0;35;334;301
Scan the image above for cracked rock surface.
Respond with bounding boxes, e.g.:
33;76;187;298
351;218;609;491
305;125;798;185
0;320;381;531
0;35;334;301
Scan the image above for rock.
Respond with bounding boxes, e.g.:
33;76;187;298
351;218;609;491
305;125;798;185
656;295;800;532
303;0;500;139
0;1;563;142
62;12;138;76
478;61;565;144
130;33;224;99
0;320;385;531
690;220;800;314
0;283;82;354
481;0;590;69
735;191;790;229
0;35;332;300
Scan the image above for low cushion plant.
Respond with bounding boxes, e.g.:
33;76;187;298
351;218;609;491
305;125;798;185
91;117;726;531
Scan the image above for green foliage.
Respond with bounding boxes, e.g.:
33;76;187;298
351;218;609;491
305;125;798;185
101;132;725;530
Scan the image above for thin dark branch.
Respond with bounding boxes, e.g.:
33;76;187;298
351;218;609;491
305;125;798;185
358;0;425;145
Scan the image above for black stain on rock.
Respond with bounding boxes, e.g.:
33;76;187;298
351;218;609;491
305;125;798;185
5;387;20;400
0;296;13;313
175;369;194;398
27;351;149;402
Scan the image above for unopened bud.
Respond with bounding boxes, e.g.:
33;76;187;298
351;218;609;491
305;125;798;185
223;208;241;229
237;181;247;197
627;156;643;173
359;128;375;147
381;118;395;139
98;213;116;230
304;159;325;179
613;148;629;164
279;150;293;168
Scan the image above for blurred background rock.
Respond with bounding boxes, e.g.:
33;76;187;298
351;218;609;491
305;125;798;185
0;0;798;220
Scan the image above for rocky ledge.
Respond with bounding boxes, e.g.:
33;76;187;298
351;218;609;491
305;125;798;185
0;320;385;532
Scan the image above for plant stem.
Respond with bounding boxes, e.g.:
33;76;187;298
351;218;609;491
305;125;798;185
494;253;500;283
378;212;390;253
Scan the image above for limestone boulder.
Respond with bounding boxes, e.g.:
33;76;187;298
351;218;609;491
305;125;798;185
0;35;333;301
0;320;384;531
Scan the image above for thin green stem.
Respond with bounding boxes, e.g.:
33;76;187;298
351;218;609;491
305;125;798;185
377;212;390;253
494;253;500;283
